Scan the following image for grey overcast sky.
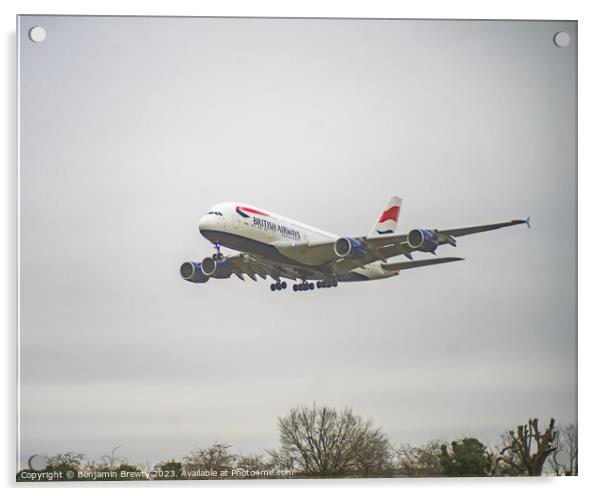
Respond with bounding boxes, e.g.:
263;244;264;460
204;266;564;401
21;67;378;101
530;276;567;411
18;16;576;467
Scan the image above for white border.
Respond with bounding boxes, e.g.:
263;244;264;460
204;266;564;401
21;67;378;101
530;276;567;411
3;1;599;495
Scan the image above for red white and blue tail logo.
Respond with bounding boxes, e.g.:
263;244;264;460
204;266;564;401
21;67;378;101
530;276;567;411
376;206;400;234
367;196;402;238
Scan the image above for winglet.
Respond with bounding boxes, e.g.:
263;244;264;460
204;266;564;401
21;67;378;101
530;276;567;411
511;217;531;229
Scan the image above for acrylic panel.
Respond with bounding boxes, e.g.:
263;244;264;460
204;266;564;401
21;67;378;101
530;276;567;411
17;16;577;481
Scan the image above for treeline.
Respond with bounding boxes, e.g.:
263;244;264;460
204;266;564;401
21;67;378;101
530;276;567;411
17;404;577;481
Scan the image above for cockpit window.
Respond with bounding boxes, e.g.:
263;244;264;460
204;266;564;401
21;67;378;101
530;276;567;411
207;211;223;216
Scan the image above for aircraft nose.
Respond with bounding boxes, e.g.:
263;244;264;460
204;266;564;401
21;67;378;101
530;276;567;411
198;214;212;232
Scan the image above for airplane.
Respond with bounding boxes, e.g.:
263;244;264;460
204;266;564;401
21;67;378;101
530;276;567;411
179;197;530;292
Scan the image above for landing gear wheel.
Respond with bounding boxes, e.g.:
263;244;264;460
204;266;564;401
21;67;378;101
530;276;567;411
293;284;298;291
271;282;288;291
317;277;338;288
309;283;315;290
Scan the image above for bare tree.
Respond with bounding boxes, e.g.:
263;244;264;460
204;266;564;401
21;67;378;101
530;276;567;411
270;404;392;477
495;418;558;476
183;442;236;477
236;453;270;471
547;423;577;476
395;441;444;477
267;448;296;473
491;432;525;476
100;446;124;469
139;459;156;474
234;453;275;478
353;428;393;477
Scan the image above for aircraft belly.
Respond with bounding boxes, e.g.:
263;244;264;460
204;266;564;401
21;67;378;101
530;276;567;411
275;244;335;265
199;229;330;275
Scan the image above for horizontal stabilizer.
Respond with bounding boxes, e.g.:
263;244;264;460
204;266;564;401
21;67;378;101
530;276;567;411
382;257;464;272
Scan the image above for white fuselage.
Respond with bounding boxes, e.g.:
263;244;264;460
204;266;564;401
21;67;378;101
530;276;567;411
199;202;337;247
197;202;396;281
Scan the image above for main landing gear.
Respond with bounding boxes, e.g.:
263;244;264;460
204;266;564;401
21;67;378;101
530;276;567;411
271;277;339;293
293;282;315;292
316;278;338;289
292;277;338;292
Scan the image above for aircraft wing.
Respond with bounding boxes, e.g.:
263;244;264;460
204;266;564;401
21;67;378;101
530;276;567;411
362;218;530;249
435;218;530;242
227;254;300;281
272;217;529;273
333;218;529;274
276;234;412;266
362;233;408;248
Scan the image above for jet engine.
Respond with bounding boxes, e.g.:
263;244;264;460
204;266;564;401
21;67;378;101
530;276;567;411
179;261;210;283
407;229;439;253
199;257;233;279
334;237;367;259
180;257;233;282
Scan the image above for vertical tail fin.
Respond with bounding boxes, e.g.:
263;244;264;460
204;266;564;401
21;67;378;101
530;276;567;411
367;196;402;238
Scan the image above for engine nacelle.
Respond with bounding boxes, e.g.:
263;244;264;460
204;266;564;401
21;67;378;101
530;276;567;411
180;261;210;283
407;229;439;253
199;257;233;279
180;257;233;283
334;237;367;259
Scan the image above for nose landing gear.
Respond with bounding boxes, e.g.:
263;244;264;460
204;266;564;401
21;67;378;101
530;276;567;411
212;243;224;261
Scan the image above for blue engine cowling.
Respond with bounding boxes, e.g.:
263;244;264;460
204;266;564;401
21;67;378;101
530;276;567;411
200;257;233;279
180;257;233;283
180;261;210;283
334;237;367;259
407;229;439;253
